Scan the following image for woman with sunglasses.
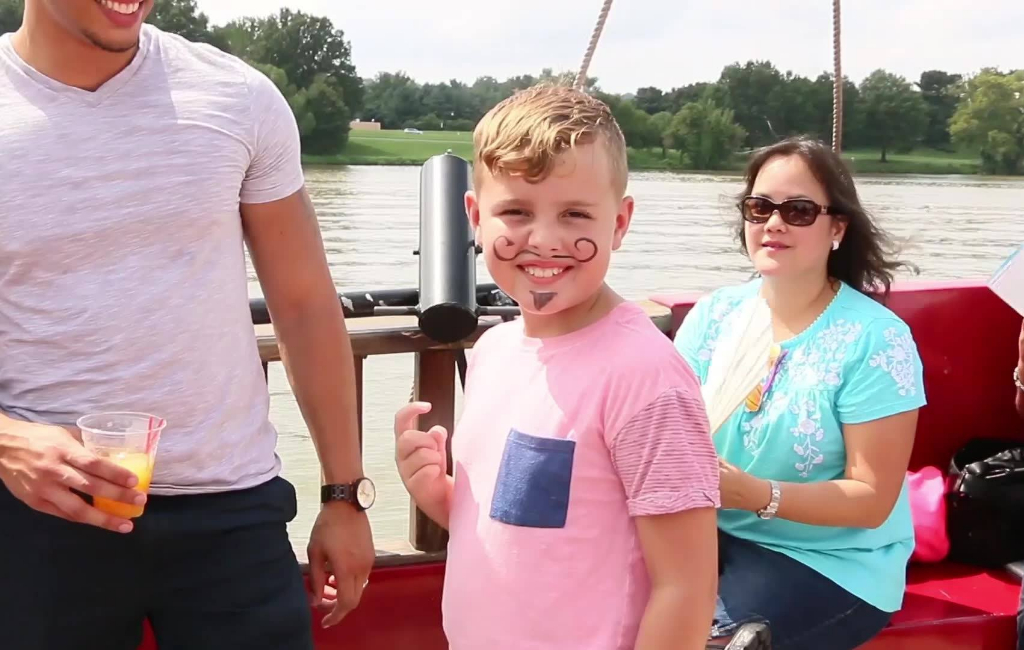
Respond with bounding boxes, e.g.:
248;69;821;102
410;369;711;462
674;137;926;650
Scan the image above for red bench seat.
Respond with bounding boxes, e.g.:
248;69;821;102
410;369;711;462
860;562;1019;648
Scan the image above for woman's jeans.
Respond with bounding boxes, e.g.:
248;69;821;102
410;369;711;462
712;532;893;650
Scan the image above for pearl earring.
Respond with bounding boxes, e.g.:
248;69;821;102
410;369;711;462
831;240;840;251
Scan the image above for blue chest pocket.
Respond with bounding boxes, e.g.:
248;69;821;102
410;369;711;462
489;429;576;529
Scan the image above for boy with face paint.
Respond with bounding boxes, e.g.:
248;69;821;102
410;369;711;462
394;85;720;650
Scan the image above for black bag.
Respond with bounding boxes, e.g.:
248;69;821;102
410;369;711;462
946;438;1024;568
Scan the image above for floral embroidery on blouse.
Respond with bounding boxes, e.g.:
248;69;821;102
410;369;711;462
790;397;826;477
696;295;748;363
741;390;791;454
869;327;918;397
787;320;863;391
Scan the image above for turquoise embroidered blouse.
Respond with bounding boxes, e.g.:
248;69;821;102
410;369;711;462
674;279;926;612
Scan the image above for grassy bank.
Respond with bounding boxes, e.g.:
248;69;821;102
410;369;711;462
303;129;981;176
304;129;474;166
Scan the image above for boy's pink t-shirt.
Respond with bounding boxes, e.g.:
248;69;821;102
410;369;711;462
443;302;721;650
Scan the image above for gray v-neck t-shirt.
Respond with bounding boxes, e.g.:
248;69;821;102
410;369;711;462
0;25;305;494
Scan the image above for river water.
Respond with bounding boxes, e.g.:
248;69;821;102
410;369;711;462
246;166;1024;556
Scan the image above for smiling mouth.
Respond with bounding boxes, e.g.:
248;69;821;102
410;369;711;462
96;0;142;15
522;266;567;279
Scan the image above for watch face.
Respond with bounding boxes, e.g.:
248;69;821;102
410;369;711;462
356;478;376;509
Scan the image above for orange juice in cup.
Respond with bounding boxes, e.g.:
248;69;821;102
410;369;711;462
77;412;166;519
92;451;154;518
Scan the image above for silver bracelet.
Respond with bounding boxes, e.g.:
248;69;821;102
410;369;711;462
1016;367;1024;392
756;480;781;520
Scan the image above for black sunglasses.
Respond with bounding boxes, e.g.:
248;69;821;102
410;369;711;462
740;195;835;227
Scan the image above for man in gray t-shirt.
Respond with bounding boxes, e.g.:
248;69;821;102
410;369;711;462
0;2;374;648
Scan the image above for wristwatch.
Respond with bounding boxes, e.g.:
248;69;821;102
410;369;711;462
1015;367;1024;392
321;478;376;511
757;480;781;520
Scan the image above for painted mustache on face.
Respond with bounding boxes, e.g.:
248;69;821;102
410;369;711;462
491;236;599;263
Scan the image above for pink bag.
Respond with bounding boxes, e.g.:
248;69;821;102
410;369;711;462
906;466;950;563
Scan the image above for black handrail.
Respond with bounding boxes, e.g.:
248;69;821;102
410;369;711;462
249;283;517;326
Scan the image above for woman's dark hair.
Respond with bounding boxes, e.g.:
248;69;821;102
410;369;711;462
736;136;911;299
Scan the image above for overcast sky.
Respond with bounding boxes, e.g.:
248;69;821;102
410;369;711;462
194;0;1023;93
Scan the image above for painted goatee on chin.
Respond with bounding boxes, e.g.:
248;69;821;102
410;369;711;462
530;291;556;310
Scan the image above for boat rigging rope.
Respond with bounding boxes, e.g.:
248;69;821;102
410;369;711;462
831;0;843;152
573;0;843;152
573;0;614;91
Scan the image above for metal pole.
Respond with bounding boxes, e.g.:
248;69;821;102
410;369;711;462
415;153;479;343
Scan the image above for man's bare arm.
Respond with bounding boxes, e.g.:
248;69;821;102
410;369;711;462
241;187;374;626
241;187;362;483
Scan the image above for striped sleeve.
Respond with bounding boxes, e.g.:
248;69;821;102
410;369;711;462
610;388;720;517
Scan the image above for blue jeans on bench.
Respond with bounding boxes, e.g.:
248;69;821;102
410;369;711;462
711;532;892;650
0;476;313;650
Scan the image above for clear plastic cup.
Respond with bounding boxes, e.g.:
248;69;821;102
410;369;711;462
76;412;166;518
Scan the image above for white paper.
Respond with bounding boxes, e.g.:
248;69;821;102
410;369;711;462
989;243;1024;316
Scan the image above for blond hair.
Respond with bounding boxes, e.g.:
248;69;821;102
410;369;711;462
472;84;628;194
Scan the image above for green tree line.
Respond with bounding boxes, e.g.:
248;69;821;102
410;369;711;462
2;0;1021;174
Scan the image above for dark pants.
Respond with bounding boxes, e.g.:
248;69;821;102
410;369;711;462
711;532;892;650
0;476;313;650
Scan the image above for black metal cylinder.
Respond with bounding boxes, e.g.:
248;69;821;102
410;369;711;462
416;153;479;343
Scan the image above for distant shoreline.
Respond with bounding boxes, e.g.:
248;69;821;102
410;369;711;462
302;155;980;176
304;130;982;176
